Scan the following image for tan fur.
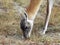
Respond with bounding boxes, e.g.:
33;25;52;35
26;0;42;20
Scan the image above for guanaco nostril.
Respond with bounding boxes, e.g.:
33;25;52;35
20;18;31;39
25;26;28;29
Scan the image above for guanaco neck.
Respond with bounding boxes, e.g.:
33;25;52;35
26;0;43;20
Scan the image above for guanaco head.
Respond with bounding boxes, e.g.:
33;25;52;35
20;13;33;39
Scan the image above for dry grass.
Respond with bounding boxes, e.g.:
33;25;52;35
0;0;60;45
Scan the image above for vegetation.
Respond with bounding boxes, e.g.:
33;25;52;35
0;0;60;45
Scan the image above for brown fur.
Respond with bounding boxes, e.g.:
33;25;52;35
26;0;42;19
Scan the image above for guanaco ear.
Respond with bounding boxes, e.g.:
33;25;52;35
17;5;27;20
13;2;28;20
20;12;28;20
17;6;28;20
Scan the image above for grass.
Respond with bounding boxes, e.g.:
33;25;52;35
0;0;60;45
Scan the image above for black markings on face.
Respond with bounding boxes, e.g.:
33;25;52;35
20;18;31;39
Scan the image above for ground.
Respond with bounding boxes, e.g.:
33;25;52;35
0;0;60;45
